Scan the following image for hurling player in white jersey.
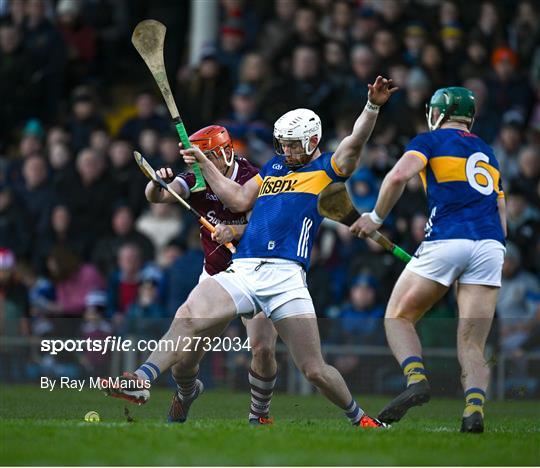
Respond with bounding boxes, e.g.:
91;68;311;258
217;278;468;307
102;76;397;428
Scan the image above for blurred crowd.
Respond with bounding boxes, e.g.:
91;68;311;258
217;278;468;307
0;0;539;394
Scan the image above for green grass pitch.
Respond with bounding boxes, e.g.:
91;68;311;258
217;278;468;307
0;385;538;465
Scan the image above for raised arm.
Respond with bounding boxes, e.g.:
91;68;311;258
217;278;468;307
332;76;398;177
180;147;260;212
350;152;426;238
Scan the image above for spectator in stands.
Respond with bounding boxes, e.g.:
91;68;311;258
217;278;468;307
463;78;499;143
0;21;35;143
343;44;377;109
34;204;88;274
79;290;112;376
106;242;143;323
492;112;525;179
337;274;385;345
237;52;273;107
471;1;505;53
67;89;106;153
511;145;540;205
497;243;540;392
164;225;203;315
218;83;272;165
420;43;446;90
138;128;161;166
92;203;154;276
175;46;231;130
135;202;183;255
89;126;111;157
372;29;400;75
403;22;427;66
487;47;533;130
264;44;335;125
48;141;76;193
349;7;379;45
439;0;460;27
158;133;185;175
348;167;379;214
118;90;169;144
108;138;147;217
257;0;297;63
16;155;56;242
322;39;349;89
56;0;97;89
0;248;30;381
506;185;540;273
121;265;168;338
23;0;67;121
218;18;247;85
439;23;466;84
0;183;30;257
460;35;491;81
46;245;105;334
509;1;540;66
63;148;115;241
320;0;352;43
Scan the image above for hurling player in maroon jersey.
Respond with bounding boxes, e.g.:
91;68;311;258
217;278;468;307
145;125;278;425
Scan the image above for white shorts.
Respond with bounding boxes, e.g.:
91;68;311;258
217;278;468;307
406;239;505;287
212;258;315;323
198;267;211;283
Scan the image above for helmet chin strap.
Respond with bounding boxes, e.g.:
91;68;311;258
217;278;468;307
220;147;234;167
427;107;445;131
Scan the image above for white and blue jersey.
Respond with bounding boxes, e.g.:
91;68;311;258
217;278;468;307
234;152;347;270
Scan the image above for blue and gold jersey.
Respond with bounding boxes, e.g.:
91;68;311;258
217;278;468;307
406;128;505;244
234;152;347;270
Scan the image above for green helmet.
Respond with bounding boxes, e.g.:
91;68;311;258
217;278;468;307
426;87;476;131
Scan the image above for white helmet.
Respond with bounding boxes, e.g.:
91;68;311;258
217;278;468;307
273;108;322;158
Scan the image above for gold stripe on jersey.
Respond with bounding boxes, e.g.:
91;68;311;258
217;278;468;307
428;156;503;195
405;150;428;166
258;170;332;197
254;174;263;186
331;154;348;177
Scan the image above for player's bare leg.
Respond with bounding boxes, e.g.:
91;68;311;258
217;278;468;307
243;314;278;424
378;270;448;423
456;283;498;433
275;311;387;427
101;279;236;405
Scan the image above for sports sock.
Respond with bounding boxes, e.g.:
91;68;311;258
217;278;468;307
344;399;364;425
463;387;485;417
173;372;199;401
248;368;276;420
401;356;428;386
134;362;161;382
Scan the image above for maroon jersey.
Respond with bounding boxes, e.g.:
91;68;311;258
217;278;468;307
176;157;259;275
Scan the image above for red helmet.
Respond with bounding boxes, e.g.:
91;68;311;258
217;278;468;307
189;125;234;166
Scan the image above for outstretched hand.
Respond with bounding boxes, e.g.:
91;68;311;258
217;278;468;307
367;76;399;106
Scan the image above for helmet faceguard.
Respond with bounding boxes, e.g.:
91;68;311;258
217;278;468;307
426;87;476;131
273;108;322;169
189;125;234;168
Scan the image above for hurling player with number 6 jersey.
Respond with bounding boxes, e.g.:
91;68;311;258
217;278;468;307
350;87;507;433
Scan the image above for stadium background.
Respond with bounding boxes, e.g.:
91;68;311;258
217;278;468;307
0;0;539;401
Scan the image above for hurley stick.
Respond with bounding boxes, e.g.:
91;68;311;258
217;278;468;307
134;151;235;254
132;19;206;192
318;182;412;263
